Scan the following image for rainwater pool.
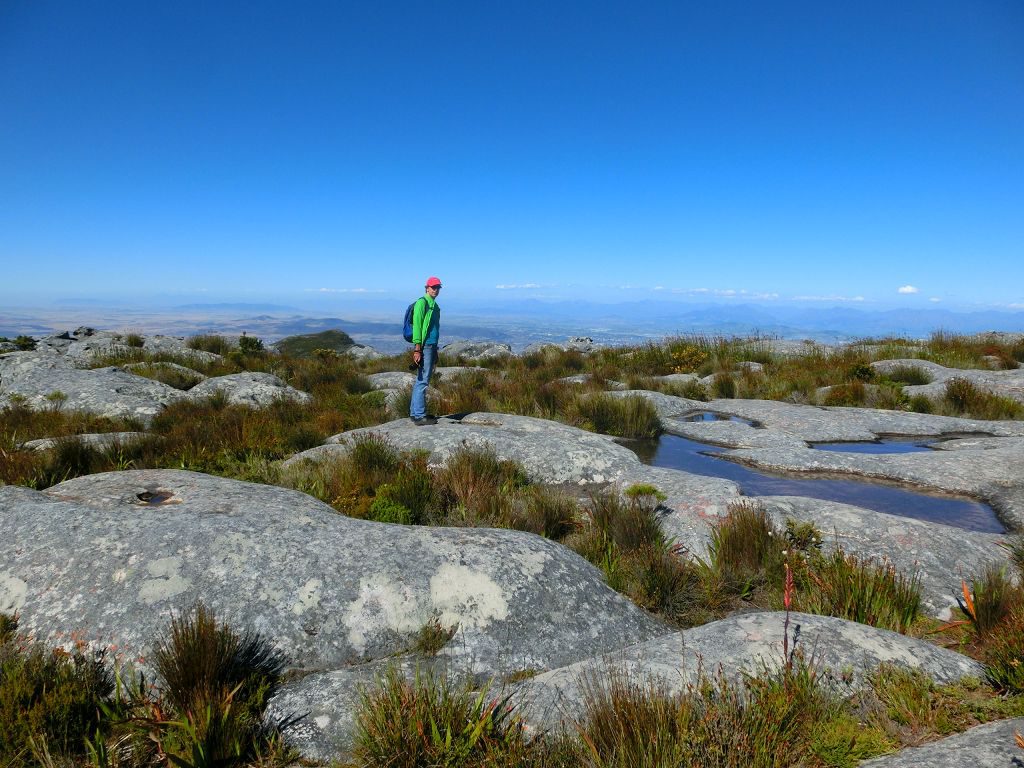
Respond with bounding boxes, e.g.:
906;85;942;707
624;434;1004;533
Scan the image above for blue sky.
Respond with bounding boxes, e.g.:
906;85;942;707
1;1;1022;312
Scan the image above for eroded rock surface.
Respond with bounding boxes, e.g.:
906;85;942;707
873;358;1024;404
860;716;1024;767
188;371;312;407
0;467;664;689
0;361;187;423
514;611;985;735
441;340;513;360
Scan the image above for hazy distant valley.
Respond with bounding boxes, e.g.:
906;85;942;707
3;299;1023;354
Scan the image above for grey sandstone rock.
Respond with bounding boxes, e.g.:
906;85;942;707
441;339;513;360
1;469;665;754
555;373;627;390
122;361;207;386
513;611;985;735
294;413;647;485
758;496;1009;618
872;358;1024;404
366;371;415;391
187;372;312;407
860;717;1024;767
20;431;150;452
345;344;384;361
142;335;223;364
0;363;187;423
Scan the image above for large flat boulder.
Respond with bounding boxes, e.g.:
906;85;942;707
758;496;1009;619
288;413;649;485
872;358;1024;404
0;468;664;677
187;371;312;407
861;717;1024;767
0;363;187;423
514;611;986;735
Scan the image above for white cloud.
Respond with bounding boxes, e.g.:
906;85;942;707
929;297;941;303
305;287;385;293
495;283;541;289
897;285;919;294
664;287;779;300
792;294;866;303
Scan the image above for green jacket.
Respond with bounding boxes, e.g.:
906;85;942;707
411;293;439;346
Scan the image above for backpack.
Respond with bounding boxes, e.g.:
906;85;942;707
402;297;427;343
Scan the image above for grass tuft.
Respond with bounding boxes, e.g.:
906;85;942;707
351;666;527;768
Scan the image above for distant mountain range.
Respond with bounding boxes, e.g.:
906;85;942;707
3;300;1021;354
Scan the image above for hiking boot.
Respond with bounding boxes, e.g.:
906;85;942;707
411;416;437;426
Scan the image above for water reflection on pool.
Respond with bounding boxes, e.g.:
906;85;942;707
624;434;1003;533
810;438;934;454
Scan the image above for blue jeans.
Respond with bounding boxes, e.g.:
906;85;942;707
410;344;437;419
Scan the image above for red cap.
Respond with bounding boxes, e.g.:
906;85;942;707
426;276;442;287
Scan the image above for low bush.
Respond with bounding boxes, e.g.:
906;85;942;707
576;659;839;768
983;605;1024;693
958;564;1022;639
708;502;785;599
943;378;1024;420
187;333;233;356
885;365;933;385
797;550;922;633
0;616;113;765
351;666;528;768
712;372;737;399
822;380;867;406
151;602;287;765
566;392;661;438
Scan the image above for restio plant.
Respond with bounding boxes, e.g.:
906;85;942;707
0;608;292;768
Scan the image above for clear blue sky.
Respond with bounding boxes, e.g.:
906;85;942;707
1;1;1022;311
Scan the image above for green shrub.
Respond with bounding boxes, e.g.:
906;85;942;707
798;551;921;633
625;483;667;502
983;606;1024;693
12;335;36;351
238;333;265;355
568;393;661;438
152;602;285;734
187;334;232;355
412;616;458;656
784;518;823;553
368;496;413;524
944;378;1024;419
589;490;665;552
436;446;529;520
668;342;710;373
0;617;113;764
374;463;434;525
822;381;867;406
885;365;932;385
352;666;527;767
708;502;785;597
959;564;1021;639
123;332;145;347
908;394;934;413
712;372;737;399
576;659;836;768
506;485;579;540
846;361;876;382
869;664;942;737
129;362;206;390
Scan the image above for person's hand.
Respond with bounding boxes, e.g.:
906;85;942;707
412;349;422;366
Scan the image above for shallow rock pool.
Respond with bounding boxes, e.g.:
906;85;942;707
625;434;1004;533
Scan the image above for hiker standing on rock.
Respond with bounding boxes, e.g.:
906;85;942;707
410;276;442;425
